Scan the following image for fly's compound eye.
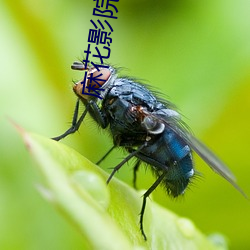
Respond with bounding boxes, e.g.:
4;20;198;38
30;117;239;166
142;116;165;134
72;62;111;100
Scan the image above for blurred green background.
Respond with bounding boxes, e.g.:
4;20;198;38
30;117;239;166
1;0;250;249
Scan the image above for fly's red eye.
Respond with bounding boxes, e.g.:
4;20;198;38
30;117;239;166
90;67;111;87
72;63;112;101
71;61;111;87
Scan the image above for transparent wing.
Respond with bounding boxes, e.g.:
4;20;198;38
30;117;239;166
169;121;247;198
150;110;247;198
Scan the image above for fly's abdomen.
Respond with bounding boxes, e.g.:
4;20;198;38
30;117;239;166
164;153;193;197
137;128;194;197
163;129;194;196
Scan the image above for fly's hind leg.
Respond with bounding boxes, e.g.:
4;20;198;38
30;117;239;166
140;172;166;240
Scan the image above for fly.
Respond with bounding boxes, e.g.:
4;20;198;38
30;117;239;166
52;61;247;240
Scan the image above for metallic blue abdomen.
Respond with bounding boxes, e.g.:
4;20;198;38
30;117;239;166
137;128;194;197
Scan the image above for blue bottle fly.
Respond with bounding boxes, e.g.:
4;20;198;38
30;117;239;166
52;61;246;240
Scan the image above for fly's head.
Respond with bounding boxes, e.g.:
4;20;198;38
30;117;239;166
71;61;116;103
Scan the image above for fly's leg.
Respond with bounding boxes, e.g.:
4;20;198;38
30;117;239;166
52;99;88;141
96;145;116;165
140;172;166;240
88;100;107;129
133;160;141;189
52;99;107;141
107;143;146;184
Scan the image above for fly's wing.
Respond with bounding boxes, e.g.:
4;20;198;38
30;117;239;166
182;132;248;197
152;110;247;198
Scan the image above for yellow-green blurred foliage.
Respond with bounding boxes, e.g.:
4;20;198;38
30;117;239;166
0;1;250;249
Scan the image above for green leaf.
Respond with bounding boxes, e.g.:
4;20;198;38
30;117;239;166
19;128;226;250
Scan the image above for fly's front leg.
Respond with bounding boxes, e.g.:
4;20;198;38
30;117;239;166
52;99;108;141
88;100;107;129
52;99;88;141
